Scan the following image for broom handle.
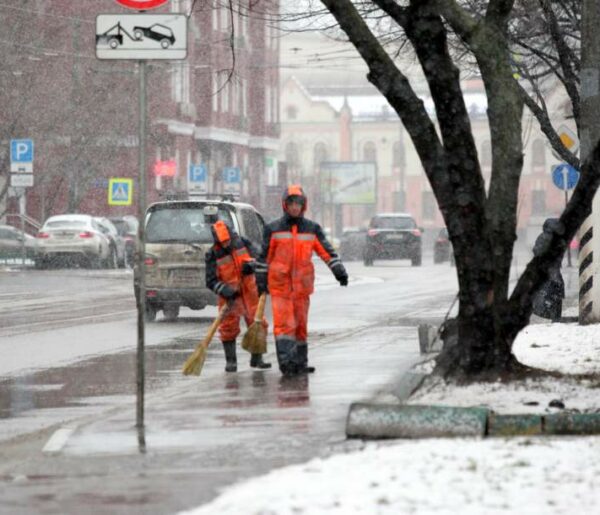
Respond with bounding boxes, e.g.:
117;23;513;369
201;303;230;349
254;293;267;322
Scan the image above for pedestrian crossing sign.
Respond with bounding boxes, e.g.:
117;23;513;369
108;178;133;206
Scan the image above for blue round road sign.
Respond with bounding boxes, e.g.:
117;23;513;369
552;164;579;191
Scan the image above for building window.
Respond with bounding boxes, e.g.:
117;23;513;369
363;141;377;162
212;74;219;112
314;142;328;170
422;191;436;220
172;63;190;104
392;141;403;167
531;139;546;168
242;79;247;118
212;1;218;30
531;190;546;215
265;85;272;123
285;142;300;172
221;3;229;31
222;79;230;112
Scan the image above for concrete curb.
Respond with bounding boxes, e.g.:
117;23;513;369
346;404;600;439
347;404;488;439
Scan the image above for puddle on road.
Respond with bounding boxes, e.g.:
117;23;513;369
0;338;314;421
0;337;196;420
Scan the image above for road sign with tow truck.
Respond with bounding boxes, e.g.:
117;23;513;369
96;14;187;60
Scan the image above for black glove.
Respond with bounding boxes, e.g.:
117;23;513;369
333;265;348;287
256;273;268;295
220;284;239;300
242;261;255;276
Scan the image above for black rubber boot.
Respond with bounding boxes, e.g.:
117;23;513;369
275;338;299;376
223;340;237;372
250;353;272;369
297;343;315;374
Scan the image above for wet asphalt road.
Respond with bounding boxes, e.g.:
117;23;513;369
0;259;459;514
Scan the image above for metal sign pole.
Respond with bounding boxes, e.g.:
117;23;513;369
19;190;26;266
136;59;147;430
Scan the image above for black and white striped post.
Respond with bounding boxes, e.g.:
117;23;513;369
579;0;600;324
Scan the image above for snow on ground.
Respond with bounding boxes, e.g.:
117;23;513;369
409;321;600;414
180;322;600;515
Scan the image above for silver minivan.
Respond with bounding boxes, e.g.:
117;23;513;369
134;199;265;321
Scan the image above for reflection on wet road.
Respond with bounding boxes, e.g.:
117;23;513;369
0;336;193;421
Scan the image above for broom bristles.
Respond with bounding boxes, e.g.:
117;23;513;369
242;322;267;354
182;346;207;376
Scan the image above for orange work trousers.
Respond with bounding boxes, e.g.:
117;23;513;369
218;294;267;342
271;295;310;343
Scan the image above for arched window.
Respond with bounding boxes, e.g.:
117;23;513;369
480;140;492;168
363;141;377;162
313;142;328;170
285;142;300;171
531;139;546;167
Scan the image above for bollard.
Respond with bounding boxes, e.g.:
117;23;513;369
487;413;543;437
544;413;600;435
346;403;488;439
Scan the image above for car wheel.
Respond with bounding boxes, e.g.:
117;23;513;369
160;38;171;49
35;257;47;270
163;304;180;321
134;29;143;40
145;303;157;322
411;253;422;267
109;37;120;49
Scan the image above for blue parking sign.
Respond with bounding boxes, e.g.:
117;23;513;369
222;167;241;183
11;139;33;163
10;139;34;173
222;167;241;194
188;164;208;193
189;164;207;182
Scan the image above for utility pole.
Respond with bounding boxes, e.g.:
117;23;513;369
578;0;600;323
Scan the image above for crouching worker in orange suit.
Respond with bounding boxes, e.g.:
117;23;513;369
205;220;271;372
255;185;348;375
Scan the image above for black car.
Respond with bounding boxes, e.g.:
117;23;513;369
109;216;138;268
133;24;176;48
433;227;452;264
339;227;367;261
363;213;422;266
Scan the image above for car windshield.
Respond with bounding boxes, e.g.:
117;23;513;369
146;206;234;243
45;220;88;229
371;217;415;230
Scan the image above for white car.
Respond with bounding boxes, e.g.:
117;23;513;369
35;214;115;269
94;217;127;268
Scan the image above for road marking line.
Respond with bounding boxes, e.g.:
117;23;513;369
43;426;76;454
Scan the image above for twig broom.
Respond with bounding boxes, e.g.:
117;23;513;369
182;303;229;376
241;293;268;354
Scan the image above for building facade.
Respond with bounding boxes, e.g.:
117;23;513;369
1;0;279;226
279;74;570;245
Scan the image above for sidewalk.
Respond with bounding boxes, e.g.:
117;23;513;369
180;268;600;514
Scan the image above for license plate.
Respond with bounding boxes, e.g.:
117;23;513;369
170;269;200;286
387;234;404;240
